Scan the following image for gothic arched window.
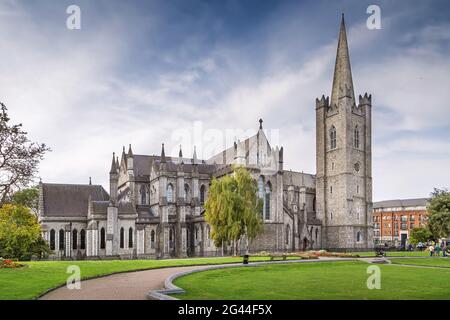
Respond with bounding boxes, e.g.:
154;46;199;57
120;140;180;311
140;184;147;205
80;229;86;250
200;185;206;203
167;184;174;203
184;184;190;202
128;227;133;248
72;229;78;250
330;125;337;149
356;231;361;242
315;228;319;241
100;228;106;249
265;182;272;220
169;228;174;249
285;225;290;245
50;229;55;250
59;229;65;250
150;230;155;249
354;125;360;149
120;227;124;248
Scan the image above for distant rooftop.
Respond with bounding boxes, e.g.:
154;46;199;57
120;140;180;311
373;198;429;209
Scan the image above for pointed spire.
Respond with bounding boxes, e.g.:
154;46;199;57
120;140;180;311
127;144;133;157
109;152;117;174
259;118;263;130
330;13;355;107
179;144;183;158
192;146;198;164
161;143;166;163
89;177;92;185
116;156;119;170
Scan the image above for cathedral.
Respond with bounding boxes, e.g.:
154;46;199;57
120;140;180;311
38;15;373;260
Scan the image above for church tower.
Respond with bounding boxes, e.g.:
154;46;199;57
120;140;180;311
315;14;373;250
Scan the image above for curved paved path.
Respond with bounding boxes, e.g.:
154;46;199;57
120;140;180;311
39;257;354;300
39;264;224;300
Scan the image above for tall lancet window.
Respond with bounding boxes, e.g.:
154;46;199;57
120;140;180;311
184;184;190;202
353;125;360;149
167;184;174;203
140;185;148;205
330;126;337;149
265;182;272;220
258;176;264;217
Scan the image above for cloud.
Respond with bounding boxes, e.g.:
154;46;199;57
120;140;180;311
0;0;448;203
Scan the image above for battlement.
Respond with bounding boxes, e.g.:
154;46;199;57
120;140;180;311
315;95;329;109
358;93;372;107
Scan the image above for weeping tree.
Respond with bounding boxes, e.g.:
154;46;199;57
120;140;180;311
205;166;263;256
0;103;50;205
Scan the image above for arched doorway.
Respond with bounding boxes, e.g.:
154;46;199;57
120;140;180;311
302;237;309;251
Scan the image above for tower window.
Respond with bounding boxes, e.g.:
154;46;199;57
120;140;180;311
329;126;337;149
200;185;206;203
356;231;362;242
166;184;174;203
357;185;359;194
330;186;333;194
354;126;360;149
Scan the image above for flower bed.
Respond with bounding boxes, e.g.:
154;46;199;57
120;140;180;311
0;257;24;269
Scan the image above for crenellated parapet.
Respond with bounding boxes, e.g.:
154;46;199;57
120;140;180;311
315;94;329;110
358;92;372;107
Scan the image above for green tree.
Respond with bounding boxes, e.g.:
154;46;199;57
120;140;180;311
12;187;39;216
409;227;432;245
426;188;450;239
205;166;263;255
0;204;49;260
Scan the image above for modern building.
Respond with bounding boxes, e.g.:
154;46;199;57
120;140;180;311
372;198;429;247
38;14;374;259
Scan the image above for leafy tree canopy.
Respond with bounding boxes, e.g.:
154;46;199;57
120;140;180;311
12;187;39;216
409;227;432;245
427;188;450;239
0;204;49;260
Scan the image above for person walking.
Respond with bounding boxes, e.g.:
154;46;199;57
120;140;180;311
441;241;447;257
435;243;441;257
429;244;435;257
418;242;423;251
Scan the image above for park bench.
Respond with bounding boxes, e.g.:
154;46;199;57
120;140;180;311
375;249;386;257
269;253;287;261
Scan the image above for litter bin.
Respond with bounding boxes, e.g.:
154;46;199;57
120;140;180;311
243;254;249;265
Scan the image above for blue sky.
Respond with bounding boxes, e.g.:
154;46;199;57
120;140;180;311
0;0;449;201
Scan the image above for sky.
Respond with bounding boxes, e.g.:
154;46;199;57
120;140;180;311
1;0;449;202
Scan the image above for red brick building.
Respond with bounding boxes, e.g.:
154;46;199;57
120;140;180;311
372;198;429;247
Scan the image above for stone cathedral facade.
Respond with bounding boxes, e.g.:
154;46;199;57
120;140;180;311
38;15;373;260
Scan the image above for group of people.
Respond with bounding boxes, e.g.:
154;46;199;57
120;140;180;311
417;240;448;257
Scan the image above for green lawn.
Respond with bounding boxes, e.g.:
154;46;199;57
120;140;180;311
172;261;450;300
0;256;282;300
390;257;450;268
355;251;430;257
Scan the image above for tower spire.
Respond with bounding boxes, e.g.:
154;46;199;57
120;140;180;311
330;13;355;107
161;143;166;163
109;152;117;174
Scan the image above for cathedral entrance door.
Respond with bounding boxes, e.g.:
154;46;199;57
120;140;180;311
302;238;308;251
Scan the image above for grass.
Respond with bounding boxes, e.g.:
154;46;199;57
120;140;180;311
0;255;285;300
172;261;450;300
390;257;450;268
